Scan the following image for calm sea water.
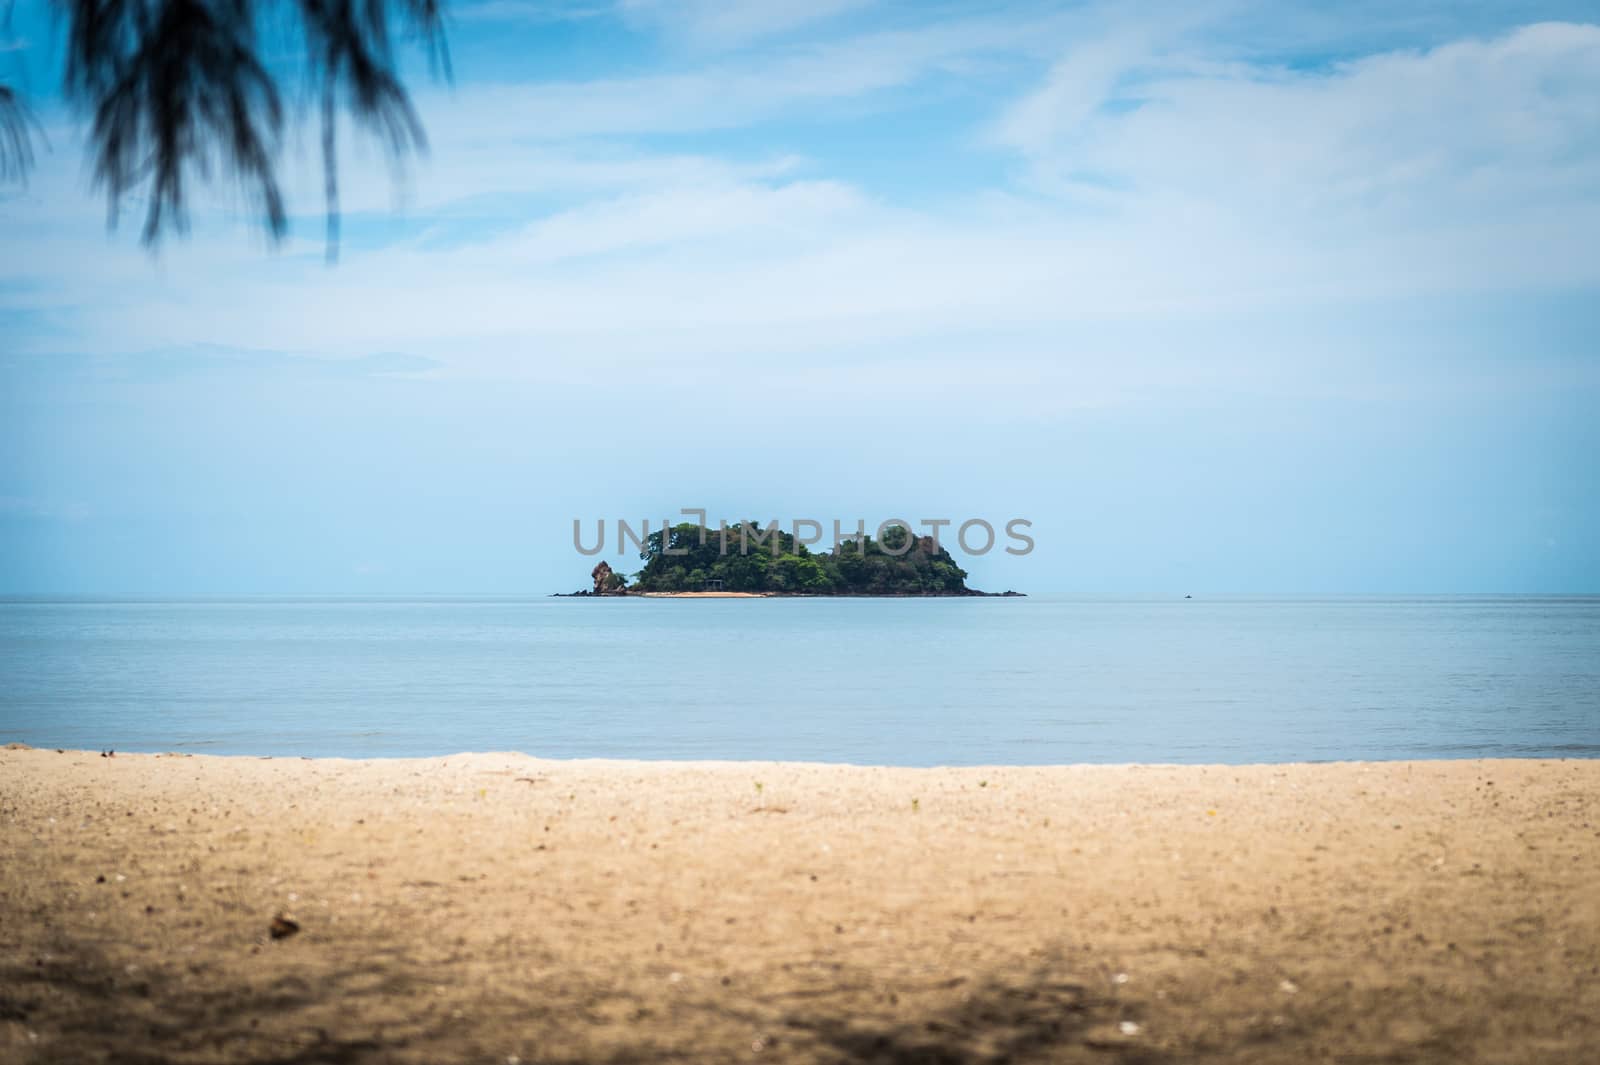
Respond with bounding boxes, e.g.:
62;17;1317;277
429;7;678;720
1;596;1597;764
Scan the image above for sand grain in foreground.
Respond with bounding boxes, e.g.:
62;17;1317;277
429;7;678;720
2;750;1598;1063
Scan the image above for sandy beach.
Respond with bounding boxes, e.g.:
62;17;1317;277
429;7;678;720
637;591;770;598
2;749;1597;1063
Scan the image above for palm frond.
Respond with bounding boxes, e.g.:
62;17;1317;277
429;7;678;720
68;0;284;243
57;0;449;254
0;84;38;182
297;0;434;260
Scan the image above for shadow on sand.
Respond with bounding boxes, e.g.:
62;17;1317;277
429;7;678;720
1;933;1166;1064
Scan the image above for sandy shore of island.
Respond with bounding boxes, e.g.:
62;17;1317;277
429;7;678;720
3;749;1598;1064
637;591;770;598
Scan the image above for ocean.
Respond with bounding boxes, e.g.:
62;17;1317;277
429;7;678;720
1;595;1597;764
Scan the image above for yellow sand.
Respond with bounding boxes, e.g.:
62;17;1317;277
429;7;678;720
2;748;1597;1063
637;591;769;598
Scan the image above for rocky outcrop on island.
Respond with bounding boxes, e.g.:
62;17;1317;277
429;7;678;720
591;561;627;595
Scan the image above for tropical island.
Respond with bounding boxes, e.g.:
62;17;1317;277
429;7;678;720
567;522;1023;597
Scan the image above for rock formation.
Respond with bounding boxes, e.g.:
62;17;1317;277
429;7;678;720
591;560;626;595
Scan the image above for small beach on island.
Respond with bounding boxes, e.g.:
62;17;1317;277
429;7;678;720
638;590;770;598
4;747;1597;1063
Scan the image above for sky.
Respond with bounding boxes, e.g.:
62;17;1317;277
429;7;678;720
0;0;1597;595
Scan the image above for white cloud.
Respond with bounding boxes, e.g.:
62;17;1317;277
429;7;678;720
419;10;1062;141
478;178;869;264
0;496;93;521
3;15;1597;410
996;21;1600;217
618;0;877;50
991;33;1151;156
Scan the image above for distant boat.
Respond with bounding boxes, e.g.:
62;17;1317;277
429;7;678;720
1184;594;1192;599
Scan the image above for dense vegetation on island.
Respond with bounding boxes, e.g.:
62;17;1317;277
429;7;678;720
595;522;994;596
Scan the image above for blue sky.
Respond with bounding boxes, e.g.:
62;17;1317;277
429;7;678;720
1;0;1597;594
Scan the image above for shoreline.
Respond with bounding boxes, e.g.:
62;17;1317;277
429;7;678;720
6;742;1598;768
4;747;1597;1062
638;590;769;598
555;589;1027;598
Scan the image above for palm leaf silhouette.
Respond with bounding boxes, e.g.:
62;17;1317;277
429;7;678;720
3;0;448;257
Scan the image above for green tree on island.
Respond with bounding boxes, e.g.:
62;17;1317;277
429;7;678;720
625;522;975;596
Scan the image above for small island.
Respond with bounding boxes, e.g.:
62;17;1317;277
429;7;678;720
565;522;1023;597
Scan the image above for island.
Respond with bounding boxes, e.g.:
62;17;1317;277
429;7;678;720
563;521;1024;597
